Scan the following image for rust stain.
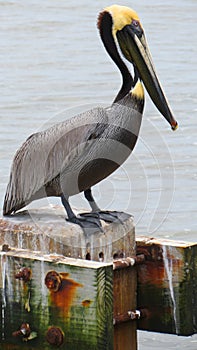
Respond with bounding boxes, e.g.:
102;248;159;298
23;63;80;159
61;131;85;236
15;267;32;283
81;299;92;308
137;261;165;286
137;244;184;287
45;270;82;316
137;244;163;261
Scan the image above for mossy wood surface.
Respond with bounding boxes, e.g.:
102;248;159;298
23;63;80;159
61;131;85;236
0;249;113;349
136;236;197;336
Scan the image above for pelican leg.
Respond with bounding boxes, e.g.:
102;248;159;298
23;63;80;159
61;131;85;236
84;188;100;212
60;194;102;234
82;189;132;224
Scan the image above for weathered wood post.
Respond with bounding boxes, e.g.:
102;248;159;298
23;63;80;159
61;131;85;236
136;236;197;336
113;260;137;349
1;208;196;349
0;207;137;349
0;249;114;349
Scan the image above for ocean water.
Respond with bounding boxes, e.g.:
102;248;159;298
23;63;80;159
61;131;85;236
0;0;196;348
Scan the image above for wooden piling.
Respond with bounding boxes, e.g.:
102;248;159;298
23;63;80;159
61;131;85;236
0;207;197;350
0;207;135;262
2;208;196;346
136;236;197;336
0;249;114;349
113;262;137;350
0;207;137;349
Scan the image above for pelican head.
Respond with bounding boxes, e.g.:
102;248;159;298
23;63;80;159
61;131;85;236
98;5;178;130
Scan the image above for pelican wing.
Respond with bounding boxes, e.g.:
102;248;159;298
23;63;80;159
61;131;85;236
3;107;108;215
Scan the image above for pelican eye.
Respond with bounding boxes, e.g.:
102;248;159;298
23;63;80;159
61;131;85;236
132;19;140;27
130;19;143;38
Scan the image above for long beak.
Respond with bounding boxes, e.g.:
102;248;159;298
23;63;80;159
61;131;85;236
117;26;178;131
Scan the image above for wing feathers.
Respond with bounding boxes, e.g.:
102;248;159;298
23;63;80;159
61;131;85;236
3;107;108;215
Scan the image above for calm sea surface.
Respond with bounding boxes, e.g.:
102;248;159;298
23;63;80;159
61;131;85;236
0;0;197;348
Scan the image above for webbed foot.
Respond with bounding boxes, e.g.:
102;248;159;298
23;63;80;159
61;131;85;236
79;210;132;224
66;215;103;235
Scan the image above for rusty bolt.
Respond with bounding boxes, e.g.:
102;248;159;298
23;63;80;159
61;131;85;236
15;267;32;282
45;271;62;292
128;310;141;320
12;323;31;338
46;326;64;347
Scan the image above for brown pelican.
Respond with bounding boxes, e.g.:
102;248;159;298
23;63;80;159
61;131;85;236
3;5;178;232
